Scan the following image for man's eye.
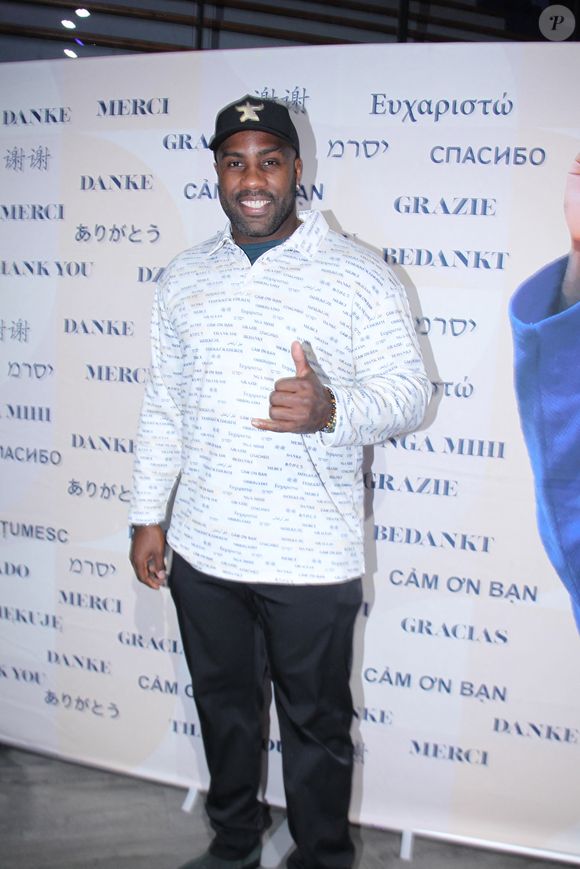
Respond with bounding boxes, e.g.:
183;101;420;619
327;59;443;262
263;159;279;167
226;160;242;168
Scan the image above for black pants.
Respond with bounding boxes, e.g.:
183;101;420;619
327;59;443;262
170;552;362;869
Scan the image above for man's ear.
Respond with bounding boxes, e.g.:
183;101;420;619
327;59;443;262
295;157;303;186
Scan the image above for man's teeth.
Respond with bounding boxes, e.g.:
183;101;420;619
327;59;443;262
242;199;269;209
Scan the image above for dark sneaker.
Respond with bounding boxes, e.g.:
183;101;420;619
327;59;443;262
177;844;261;869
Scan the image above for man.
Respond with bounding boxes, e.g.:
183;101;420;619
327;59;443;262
129;95;431;869
510;153;580;631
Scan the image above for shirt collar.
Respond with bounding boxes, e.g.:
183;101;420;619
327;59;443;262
206;210;329;260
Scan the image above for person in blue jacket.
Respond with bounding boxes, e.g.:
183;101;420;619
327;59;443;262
510;153;580;632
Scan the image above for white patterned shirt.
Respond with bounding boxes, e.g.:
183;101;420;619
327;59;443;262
129;210;431;584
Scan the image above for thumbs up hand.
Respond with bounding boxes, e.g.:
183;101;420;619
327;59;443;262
251;341;333;434
564;151;580;249
561;152;580;309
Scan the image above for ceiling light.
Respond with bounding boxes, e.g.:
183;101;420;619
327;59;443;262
75;8;91;17
74;38;85;46
64;49;78;58
62;19;76;29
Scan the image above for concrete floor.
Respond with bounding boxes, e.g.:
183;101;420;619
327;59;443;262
0;744;574;869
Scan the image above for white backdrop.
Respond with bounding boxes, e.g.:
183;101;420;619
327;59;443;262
1;42;580;862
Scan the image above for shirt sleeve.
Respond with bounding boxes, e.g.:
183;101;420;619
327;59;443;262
128;274;184;524
319;263;431;448
509;255;580;629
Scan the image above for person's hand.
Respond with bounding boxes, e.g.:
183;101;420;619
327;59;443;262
562;152;580;308
130;524;167;590
251;341;332;434
564;152;580;251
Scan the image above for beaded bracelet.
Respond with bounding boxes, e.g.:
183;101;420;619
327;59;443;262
321;387;337;433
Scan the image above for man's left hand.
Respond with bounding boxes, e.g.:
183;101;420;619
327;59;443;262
562;151;580;308
251;341;332;434
564;151;580;250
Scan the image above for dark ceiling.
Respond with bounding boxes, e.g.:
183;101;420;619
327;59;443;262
0;0;577;63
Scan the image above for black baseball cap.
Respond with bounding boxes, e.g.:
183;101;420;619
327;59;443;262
209;95;300;156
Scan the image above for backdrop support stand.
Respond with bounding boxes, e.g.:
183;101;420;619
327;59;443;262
400;830;414;861
181;786;198;813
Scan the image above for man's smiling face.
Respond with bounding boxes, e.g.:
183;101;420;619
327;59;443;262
215;130;303;244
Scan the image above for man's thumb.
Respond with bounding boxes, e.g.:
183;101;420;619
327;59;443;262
291;341;311;377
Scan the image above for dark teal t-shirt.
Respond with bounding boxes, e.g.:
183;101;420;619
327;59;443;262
238;237;286;265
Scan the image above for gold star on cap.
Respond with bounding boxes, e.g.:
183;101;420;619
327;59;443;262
236;100;264;123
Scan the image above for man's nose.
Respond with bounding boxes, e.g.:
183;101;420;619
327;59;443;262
241;161;266;187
